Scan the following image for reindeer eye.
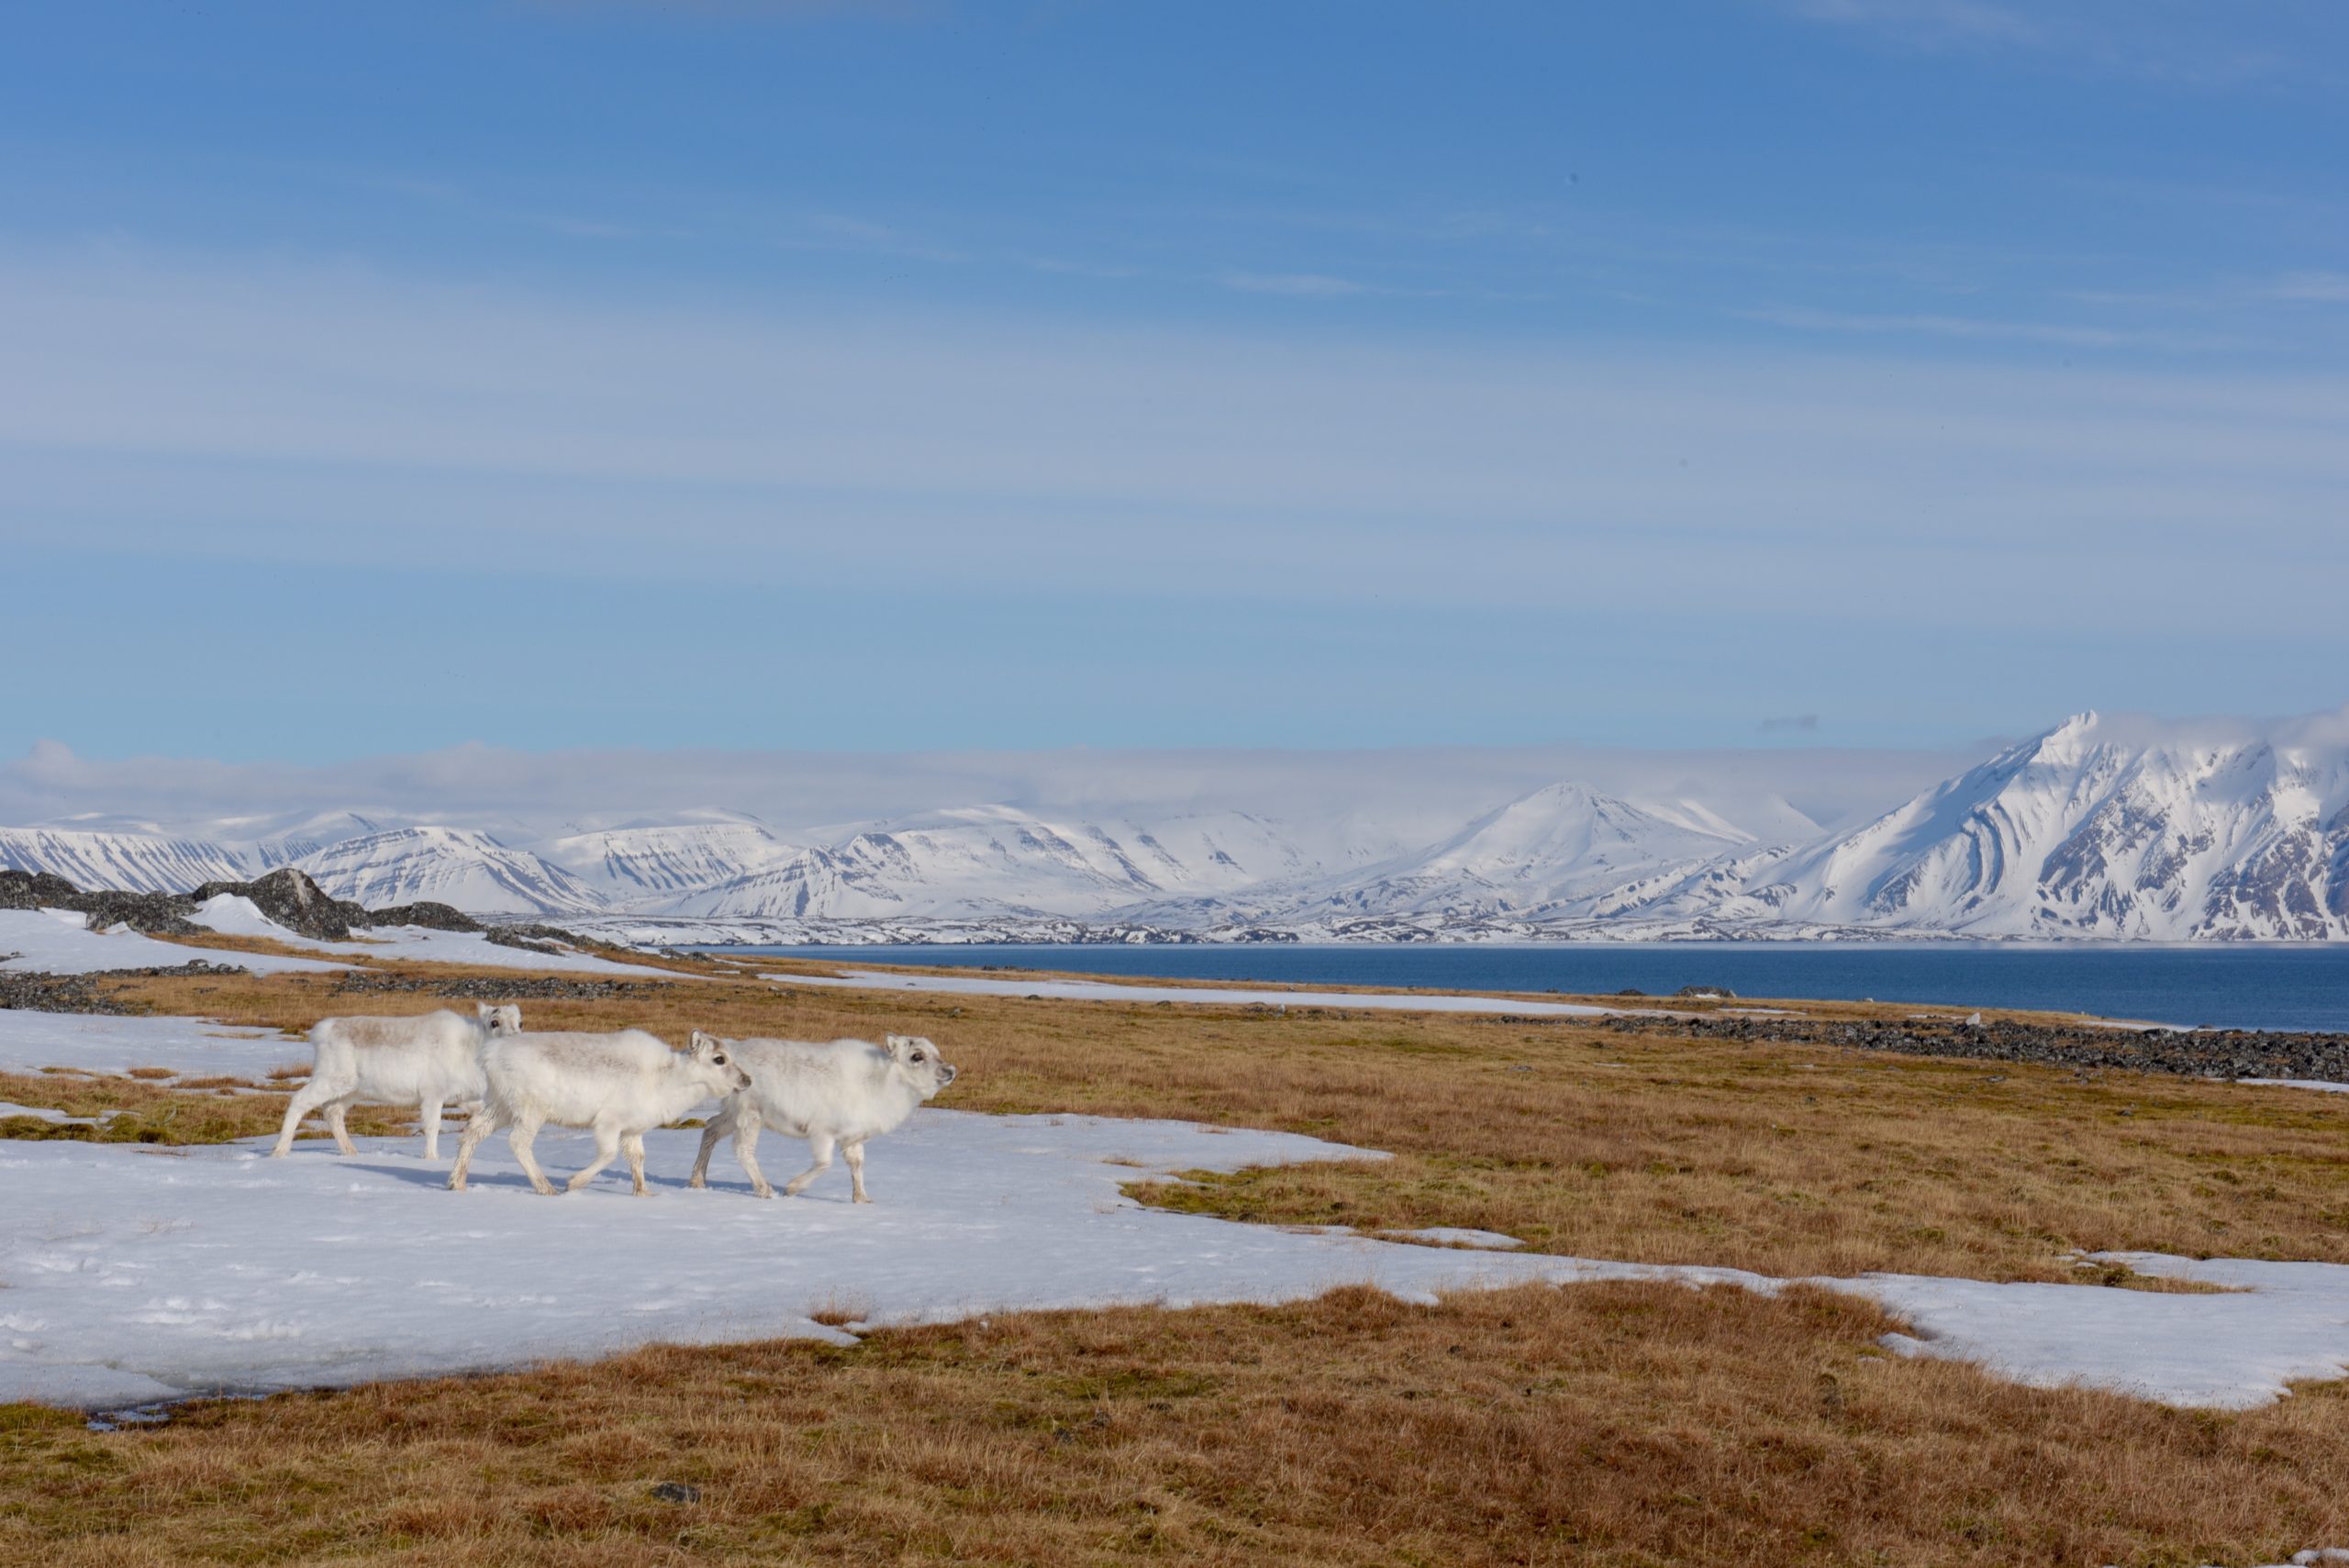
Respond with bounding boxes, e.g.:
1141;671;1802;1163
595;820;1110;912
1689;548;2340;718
911;1051;924;1062
713;1053;728;1065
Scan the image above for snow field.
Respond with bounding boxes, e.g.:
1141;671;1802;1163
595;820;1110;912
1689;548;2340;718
0;1010;313;1083
0;907;344;978
1;1011;2345;1415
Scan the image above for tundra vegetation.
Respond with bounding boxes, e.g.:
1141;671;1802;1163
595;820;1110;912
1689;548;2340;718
0;950;2344;1564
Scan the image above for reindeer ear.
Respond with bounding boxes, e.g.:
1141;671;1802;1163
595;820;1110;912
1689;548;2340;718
690;1030;714;1051
476;1002;495;1019
885;1033;910;1053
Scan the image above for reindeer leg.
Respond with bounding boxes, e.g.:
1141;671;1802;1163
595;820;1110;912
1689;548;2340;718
509;1111;557;1196
781;1131;836;1198
843;1139;871;1204
622;1130;651;1195
734;1113;773;1200
688;1102;733;1190
271;1073;343;1158
564;1118;623;1194
419;1096;445;1162
326;1097;359;1157
448;1106;502;1191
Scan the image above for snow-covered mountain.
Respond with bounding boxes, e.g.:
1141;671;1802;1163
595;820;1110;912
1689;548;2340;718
1270;783;1766;926
672;806;1311;922
10;708;2349;940
0;826;249;894
1747;711;2349;940
295;827;607;917
538;814;799;906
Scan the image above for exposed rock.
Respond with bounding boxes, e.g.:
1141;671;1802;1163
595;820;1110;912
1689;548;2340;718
1672;984;1738;1000
365;902;482;933
0;969;131;1014
0;870;83;910
0;959;250;1015
329;973;676;1001
75;891;205;937
0;869;201;935
191;868;371;941
484;929;566;956
485;921;639;956
1609;1011;2349;1084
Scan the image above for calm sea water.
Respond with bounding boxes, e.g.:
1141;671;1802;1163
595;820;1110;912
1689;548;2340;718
731;943;2349;1033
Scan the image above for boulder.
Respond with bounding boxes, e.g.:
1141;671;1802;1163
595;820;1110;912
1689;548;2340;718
366;901;483;933
190;867;372;941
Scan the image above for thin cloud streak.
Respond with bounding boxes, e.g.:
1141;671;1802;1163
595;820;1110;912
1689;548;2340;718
2;244;2344;640
1743;304;2248;352
1781;0;2315;86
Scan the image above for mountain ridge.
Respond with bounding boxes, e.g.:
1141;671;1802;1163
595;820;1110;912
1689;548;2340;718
8;706;2349;941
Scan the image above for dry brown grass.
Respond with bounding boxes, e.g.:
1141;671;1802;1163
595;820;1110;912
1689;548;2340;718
0;1069;407;1146
5;957;2349;1562
4;1283;2344;1567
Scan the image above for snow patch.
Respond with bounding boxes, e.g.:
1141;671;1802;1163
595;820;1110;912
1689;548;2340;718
0;1099;2344;1410
1387;1227;1527;1250
774;969;1618;1017
0;909;344;978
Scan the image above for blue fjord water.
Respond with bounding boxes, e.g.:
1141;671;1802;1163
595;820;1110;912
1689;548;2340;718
731;943;2349;1033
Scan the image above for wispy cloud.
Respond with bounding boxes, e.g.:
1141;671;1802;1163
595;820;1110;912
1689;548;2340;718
1787;0;2041;50
1217;271;1383;298
2267;271;2349;304
1758;714;1822;735
1743;304;2244;352
4;243;2344;630
1779;0;2315;88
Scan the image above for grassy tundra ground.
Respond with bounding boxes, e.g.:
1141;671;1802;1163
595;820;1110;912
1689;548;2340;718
1;954;2345;1564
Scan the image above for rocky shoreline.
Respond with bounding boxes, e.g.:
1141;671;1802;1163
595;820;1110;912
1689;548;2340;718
1615;1012;2349;1084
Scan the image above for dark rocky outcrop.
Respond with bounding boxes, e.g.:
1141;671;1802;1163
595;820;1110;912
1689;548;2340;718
190;867;373;941
0;958;250;1015
366;902;482;933
330;973;675;1001
1608;1011;2349;1084
1672;984;1738;999
9;866;477;943
0;869;203;935
0;870;83;909
74;891;206;937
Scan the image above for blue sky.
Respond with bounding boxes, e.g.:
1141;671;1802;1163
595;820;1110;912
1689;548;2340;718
3;0;2344;764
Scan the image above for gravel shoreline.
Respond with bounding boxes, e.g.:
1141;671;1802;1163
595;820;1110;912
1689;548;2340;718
1614;1012;2349;1084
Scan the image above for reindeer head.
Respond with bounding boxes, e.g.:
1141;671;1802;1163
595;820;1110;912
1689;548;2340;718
689;1030;753;1095
476;1003;524;1037
884;1034;957;1099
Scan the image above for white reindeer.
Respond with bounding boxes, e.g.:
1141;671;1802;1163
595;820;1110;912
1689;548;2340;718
271;1003;522;1160
687;1034;956;1203
447;1029;751;1196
